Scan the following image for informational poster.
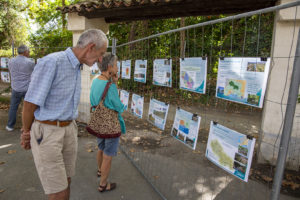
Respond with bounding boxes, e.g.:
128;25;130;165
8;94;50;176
148;98;169;130
120;90;129;110
180;57;207;94
28;58;35;64
91;62;100;75
122;60;131;79
117;61;121;78
134;60;147;83
206;122;255;182
216;57;270;108
1;72;10;83
153;59;172;87
131;93;144;118
1;57;9;68
171;108;201;150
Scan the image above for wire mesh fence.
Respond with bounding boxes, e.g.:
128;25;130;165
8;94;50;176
113;2;300;200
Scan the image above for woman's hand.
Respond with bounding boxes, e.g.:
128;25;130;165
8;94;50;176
112;73;118;84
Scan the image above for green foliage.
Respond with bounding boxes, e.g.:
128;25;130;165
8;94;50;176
27;0;79;58
0;0;28;47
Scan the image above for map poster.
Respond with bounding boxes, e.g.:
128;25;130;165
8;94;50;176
91;62;100;75
148;98;169;130
131;93;144;118
1;72;10;83
216;57;270;108
171;108;201;150
134;60;147;83
1;57;9;68
117;61;121;77
180;57;207;94
122;60;131;79
153;59;172;87
205;121;255;182
120;90;129;110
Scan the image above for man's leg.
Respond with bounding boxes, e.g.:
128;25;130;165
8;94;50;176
7;90;23;129
48;178;71;200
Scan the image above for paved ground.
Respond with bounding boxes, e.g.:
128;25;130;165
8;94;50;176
0;128;161;200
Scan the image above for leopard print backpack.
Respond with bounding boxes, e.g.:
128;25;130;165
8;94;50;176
86;82;121;138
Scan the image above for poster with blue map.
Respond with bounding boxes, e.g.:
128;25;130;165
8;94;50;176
153;59;172;87
1;72;10;83
122;60;131;79
180;57;207;94
120;90;129;110
216;57;270;108
171;108;201;150
206;122;255;182
148;98;169;130
131;93;144;118
91;62;100;75
134;60;147;83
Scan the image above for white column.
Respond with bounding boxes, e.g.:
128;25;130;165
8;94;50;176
258;0;300;170
67;13;109;123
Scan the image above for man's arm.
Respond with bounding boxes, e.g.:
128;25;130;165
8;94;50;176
20;101;37;150
22;101;37;132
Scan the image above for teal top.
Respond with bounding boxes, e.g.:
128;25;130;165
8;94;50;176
90;79;126;134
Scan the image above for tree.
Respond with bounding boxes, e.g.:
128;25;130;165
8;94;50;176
0;0;28;48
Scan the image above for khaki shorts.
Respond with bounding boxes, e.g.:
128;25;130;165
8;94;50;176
30;120;78;195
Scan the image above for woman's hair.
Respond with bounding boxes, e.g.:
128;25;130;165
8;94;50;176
98;52;118;72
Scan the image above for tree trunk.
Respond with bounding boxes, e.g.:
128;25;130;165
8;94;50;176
129;22;137;50
62;0;66;30
180;17;185;58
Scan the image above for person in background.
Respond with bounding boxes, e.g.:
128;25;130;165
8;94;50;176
90;53;126;192
21;29;108;200
6;45;35;131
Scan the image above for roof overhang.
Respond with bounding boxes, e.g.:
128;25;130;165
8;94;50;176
57;0;277;23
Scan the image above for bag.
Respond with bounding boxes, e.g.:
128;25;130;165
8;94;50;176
86;81;121;138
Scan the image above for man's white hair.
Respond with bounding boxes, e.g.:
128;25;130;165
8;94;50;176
76;29;108;49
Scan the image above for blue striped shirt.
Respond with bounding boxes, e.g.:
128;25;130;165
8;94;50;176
25;48;82;121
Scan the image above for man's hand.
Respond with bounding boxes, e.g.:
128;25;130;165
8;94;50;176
20;130;31;150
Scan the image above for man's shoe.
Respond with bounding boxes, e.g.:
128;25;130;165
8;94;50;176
6;126;14;131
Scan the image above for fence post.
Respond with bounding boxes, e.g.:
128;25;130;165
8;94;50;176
112;38;117;55
12;41;14;57
270;28;300;200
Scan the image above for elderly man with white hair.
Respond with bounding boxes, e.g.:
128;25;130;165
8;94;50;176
21;29;108;200
6;45;35;131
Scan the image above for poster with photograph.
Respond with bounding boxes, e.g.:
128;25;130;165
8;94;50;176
216;57;270;108
28;58;35;64
180;57;207;94
134;60;147;83
117;61;121;78
171;108;201;150
91;62;100;75
131;93;144;118
1;72;10;83
120;90;129;110
148;98;169;130
1;57;9;68
153;59;172;87
205;121;255;182
122;60;131;79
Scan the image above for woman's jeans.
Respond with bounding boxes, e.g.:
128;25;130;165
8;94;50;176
7;90;26;129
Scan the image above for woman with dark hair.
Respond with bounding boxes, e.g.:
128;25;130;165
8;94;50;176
90;52;126;192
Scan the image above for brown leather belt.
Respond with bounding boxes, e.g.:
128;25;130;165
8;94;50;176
36;120;72;127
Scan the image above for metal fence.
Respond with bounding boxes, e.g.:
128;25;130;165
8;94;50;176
113;1;300;200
